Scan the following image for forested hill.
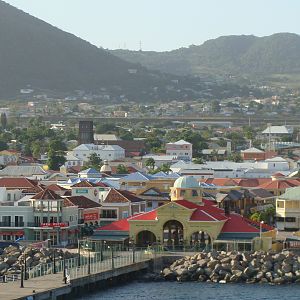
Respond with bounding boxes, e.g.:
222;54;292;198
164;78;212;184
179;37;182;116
111;33;300;76
0;1;174;100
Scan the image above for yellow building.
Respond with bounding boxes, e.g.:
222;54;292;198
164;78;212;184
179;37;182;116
276;186;300;230
95;176;271;250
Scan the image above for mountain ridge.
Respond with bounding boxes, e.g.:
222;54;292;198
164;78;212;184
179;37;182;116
0;1;174;100
111;33;300;76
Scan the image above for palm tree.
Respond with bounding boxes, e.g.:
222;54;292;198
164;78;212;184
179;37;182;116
145;158;155;170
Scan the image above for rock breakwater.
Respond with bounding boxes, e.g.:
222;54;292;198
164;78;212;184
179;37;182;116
162;250;300;284
0;245;77;277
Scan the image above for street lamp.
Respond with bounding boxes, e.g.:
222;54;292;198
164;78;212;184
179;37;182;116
20;263;24;288
24;252;27;280
77;240;81;267
84;239;91;275
53;248;57;274
260;221;264;239
260;221;264;250
108;246;114;270
63;252;67;284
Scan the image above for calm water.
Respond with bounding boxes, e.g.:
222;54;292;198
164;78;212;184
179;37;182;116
77;281;300;300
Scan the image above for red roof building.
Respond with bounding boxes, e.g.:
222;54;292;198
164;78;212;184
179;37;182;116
93;176;275;247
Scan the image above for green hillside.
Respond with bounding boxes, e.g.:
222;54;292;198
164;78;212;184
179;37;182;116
111;33;300;77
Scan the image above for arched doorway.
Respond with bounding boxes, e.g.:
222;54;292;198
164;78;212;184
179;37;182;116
136;230;156;247
190;231;211;250
163;220;184;249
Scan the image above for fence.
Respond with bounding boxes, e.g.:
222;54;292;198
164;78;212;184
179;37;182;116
27;249;152;280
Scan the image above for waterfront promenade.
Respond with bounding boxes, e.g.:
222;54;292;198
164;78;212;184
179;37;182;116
1;250;153;300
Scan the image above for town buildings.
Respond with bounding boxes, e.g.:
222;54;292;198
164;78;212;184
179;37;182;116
94;176;274;248
166;140;193;161
276;187;300;231
71;144;125;162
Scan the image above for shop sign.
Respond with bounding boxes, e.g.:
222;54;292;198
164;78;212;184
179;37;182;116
40;223;68;228
83;212;99;221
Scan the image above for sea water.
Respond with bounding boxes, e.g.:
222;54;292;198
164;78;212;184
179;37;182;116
77;281;300;300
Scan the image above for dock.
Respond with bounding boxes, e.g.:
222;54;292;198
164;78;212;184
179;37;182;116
1;250;153;300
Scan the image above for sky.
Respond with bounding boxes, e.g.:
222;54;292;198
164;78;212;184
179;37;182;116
4;0;300;51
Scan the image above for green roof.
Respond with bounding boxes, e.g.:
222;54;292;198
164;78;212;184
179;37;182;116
278;186;300;201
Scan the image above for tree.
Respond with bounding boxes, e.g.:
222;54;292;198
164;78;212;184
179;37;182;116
118;130;133;141
179;130;208;158
95;123;116;134
116;164;128;174
145;158;155;170
227;153;243;162
0;140;8;151
0;113;7;129
48;139;67;152
145;137;162;153
193;157;204;164
150;163;171;174
86;153;103;169
211;100;220;113
31;142;41;159
47;149;66;170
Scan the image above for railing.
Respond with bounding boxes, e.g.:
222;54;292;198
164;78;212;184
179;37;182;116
27;249;152;281
0;222;21;227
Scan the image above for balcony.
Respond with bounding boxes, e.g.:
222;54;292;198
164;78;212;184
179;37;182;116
0;222;24;227
0;222;70;228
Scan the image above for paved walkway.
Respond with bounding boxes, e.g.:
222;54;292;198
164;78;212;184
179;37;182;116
0;251;153;300
0;272;67;300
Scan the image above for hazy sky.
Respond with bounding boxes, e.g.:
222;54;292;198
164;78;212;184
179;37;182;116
4;0;300;51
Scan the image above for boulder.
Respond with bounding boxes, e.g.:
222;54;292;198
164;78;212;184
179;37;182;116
220;257;231;264
197;259;208;268
4;256;18;266
282;263;292;273
198;275;207;282
207;260;218;269
243;267;258;278
0;262;9;272
195;267;205;276
204;268;213;277
162;268;176;281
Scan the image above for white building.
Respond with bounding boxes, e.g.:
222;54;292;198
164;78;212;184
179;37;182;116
170;156;291;179
71;144;125;162
166;140;193;161
261;125;294;138
64;153;84;168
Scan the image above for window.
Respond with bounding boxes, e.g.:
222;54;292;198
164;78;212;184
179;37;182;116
147;201;152;208
277;201;284;208
70;216;73;222
34;231;41;241
101;210;117;219
276;217;284;222
3;235;11;240
15;216;24;227
285;217;296;222
122;211;129;219
192;190;198;197
7;193;11;201
2;216;11;226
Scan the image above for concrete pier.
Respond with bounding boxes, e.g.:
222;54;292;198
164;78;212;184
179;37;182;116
1;260;150;300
